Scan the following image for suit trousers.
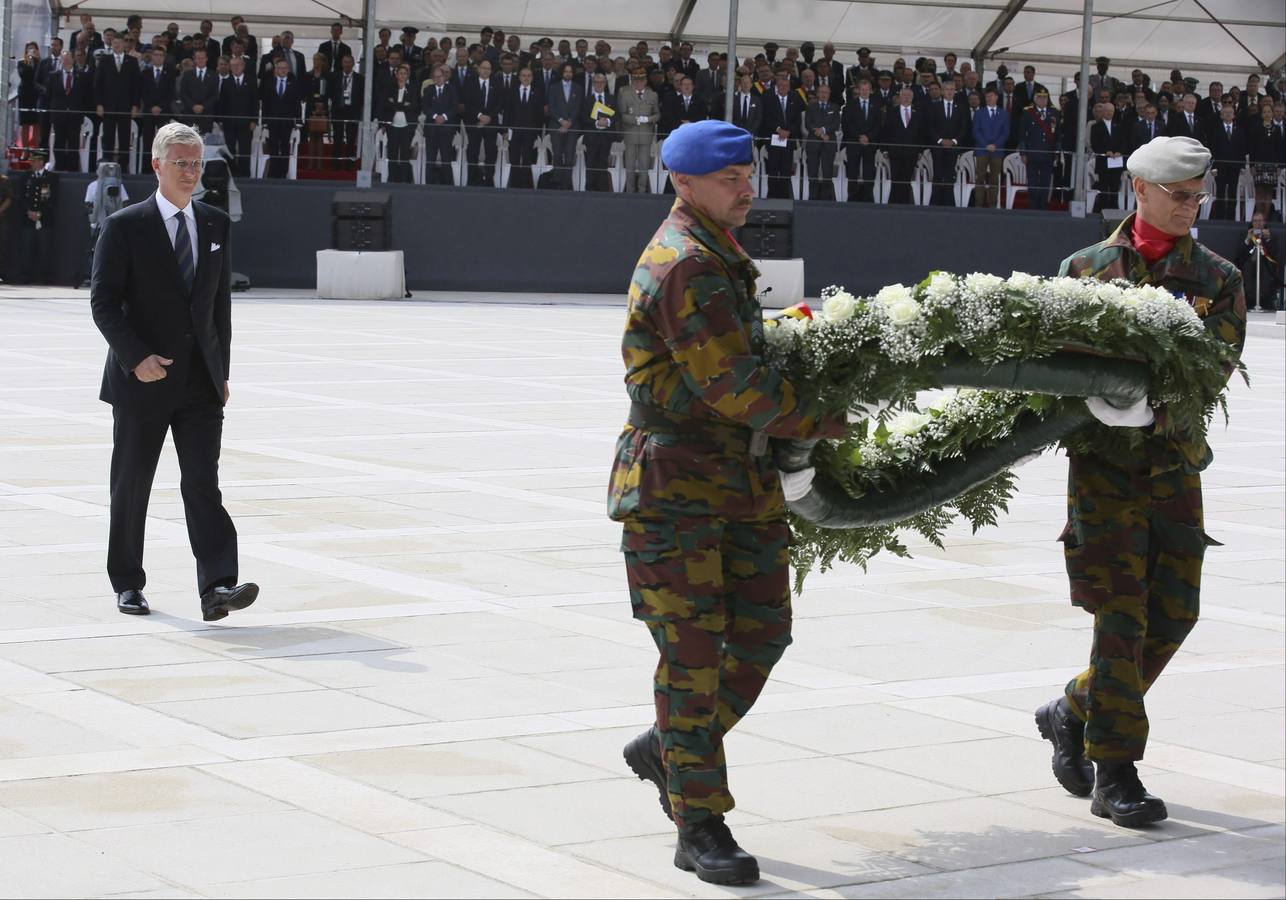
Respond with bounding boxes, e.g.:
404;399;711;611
100;111;133;168
765;144;794;199
223;124;252;177
108;359;238;595
805;141;836;201
583;132;614;192
622;142;652;192
1094;167;1122;212
507;129;538;189
888;149;918;204
1027;156;1053;210
975;155;1004;208
266;124;293;178
385;125;413;183
930;148;959;206
425;125;456;185
52;113;83;171
549;128;578;189
844;143;875;202
465;126;498;186
1214;172;1239;220
332;112;359;166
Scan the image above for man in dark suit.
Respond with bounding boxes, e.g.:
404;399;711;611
1090;101;1125;211
761;72;805;198
261;58;302;178
421;65;458;185
462;59;503;186
329;55;363;170
89;122;257;621
661;77;708;136
1014;66;1048;110
884;87;925;204
137;46;175;170
195;20;220;68
1129;103;1163;157
546;62;584;189
581;73;618;192
842;78;881;202
504;66;542;188
93;37;140;166
178;47;220;132
45;53;92;171
929;80;970;205
804;83;840;200
1168;93;1206;145
1017;90;1059;210
731;75;763;136
672;42;701;82
318;22;353;74
276;31;307;82
219;56;257;176
1210;103;1247;220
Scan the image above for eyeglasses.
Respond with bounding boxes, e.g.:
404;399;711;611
1154;182;1211;206
165;158;204;172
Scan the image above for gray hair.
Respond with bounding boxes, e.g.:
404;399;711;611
152;121;203;161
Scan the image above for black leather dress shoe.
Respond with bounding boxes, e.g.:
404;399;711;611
674;816;759;885
1091;761;1168;827
623;725;672;820
1036;696;1094;797
116;590;149;615
200;582;259;622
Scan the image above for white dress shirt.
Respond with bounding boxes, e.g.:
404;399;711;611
155;190;198;267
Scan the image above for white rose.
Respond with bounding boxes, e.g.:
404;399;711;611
875;283;913;306
888;411;931;437
822;291;859;322
1094;282;1128;305
924;272;956;304
885;297;922;326
964;272;1005;294
1006;271;1040;294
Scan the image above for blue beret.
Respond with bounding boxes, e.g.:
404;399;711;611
662;120;753;175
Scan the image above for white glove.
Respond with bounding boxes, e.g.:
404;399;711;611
1085;395;1154;428
637;115;649;124
847;398;891;423
779;467;815;502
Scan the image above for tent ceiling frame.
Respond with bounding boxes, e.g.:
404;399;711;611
802;0;1271;29
971;0;1029;60
670;0;699;44
52;4;351;28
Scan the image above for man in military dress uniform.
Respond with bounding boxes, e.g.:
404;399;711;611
13;158;59;285
1018;89;1059;210
609;120;845;885
1036;136;1245;828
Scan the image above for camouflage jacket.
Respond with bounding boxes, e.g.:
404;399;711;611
1059;213;1247;474
608;199;843;522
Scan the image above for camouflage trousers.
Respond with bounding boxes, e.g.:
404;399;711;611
621;514;793;828
1059;453;1213;762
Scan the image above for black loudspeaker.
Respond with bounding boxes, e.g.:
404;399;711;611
737;198;794;259
332;190;392;250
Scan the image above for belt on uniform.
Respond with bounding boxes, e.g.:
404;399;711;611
627;402;769;457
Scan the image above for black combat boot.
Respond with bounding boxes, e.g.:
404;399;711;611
674;816;759;885
1035;696;1094;797
623;726;672;820
1091;761;1168;827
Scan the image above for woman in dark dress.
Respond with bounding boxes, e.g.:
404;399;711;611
1247;101;1284;217
17;42;45;148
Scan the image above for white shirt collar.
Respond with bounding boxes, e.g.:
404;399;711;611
155;190;193;222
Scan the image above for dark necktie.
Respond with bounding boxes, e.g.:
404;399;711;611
482;81;488;105
278;78;284;96
862;100;868;116
65;72;72;94
742;96;748;119
173;210;194;292
945;102;951;118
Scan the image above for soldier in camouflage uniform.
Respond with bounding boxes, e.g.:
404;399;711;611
1036;136;1246;828
609;120;844;885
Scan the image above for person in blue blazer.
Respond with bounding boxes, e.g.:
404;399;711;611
972;85;1010;207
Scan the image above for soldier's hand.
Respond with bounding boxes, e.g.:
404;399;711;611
133;355;174;383
779;467;816;502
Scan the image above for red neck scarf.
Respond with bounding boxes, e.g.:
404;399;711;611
1131;215;1178;264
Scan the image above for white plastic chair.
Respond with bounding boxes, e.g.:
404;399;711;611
1198;170;1217;220
912;149;933;205
410;124;426;185
1236;166;1255;221
874;150;891;204
78;118;93;172
1002;152;1026;209
955;153;976;207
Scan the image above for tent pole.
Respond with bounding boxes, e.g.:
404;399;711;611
359;0;377;186
724;0;739;122
1072;0;1093;212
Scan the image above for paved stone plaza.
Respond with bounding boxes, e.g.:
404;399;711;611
0;288;1281;899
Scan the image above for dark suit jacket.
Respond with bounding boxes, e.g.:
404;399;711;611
1091;119;1125;172
1129;117;1164;154
1248;123;1285;165
421;82;459;124
376;83;419;125
178;68;220;115
261;76;303;128
929;99;971;147
546;79;584;128
44;69;93;116
883;104;927;153
218;75;258;125
804;100;841;143
90;194;232;412
1167;111;1206;143
504;85;543;132
661;93;708;134
1210;122;1247;167
137;65;175;114
329;71;364;118
581;90;619;136
462;75;504;127
318;39;353;72
1012;81;1048;109
841;95;883;145
761;89;805;139
731;92;762;136
223;33;259;60
93;54;140;111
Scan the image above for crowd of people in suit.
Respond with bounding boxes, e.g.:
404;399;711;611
12;14;1286;216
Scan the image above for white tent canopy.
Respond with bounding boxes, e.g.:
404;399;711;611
47;0;1285;76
